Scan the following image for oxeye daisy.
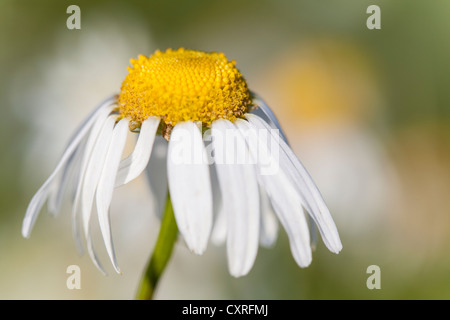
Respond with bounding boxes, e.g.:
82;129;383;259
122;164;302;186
23;48;342;286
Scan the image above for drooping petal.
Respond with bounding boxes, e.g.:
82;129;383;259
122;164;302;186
144;135;169;219
246;114;342;253
86;237;107;276
308;214;318;251
80;115;116;272
203;132;225;244
73;106;115;215
211;119;260;277
65;96;117;148
71;200;85;255
71;106;115;254
48;98;115;216
250;92;289;144
47;139;85;216
167;121;213;254
115;116;160;187
259;186;279;248
22;100;114;238
96;118;129;274
211;205;227;246
235;119;312;267
250;100;319;250
210;164;226;246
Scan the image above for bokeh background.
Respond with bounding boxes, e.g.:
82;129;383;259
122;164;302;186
1;0;450;299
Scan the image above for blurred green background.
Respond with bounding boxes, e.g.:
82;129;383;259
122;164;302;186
1;0;450;299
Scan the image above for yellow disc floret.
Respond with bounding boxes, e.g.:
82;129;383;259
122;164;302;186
118;48;252;128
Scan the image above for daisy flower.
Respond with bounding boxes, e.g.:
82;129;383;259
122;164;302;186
23;48;342;278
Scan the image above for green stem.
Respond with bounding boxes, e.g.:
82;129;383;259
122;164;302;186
136;192;178;300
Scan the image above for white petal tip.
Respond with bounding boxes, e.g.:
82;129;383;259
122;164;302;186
259;241;276;249
189;244;207;255
92;258;108;276
230;271;247;278
96;265;108;276
228;256;254;278
22;214;34;237
21;224;31;239
111;256;122;275
323;235;343;254
293;249;313;268
229;264;251;278
87;241;108;276
183;233;210;256
330;243;343;254
183;233;208;255
298;261;312;269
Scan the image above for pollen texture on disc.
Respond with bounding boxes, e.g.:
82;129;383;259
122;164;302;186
118;48;252;126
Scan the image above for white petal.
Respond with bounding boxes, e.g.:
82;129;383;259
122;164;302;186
48;98;116;215
210;165;226;246
65;96;117;148
47;141;85;216
71;106;114;253
96;118;129;274
80;115;116;258
115;116;160;187
71;202;85;255
86;237;107;275
259;186;279;248
211;119;260;277
50;146;86;252
144;135;169;218
235;119;312;267
308;214;318;251
167;121;212;254
22;100;114;238
246;114;342;253
73;106;114;215
249;100;312;247
251;92;289;143
211;205;227;246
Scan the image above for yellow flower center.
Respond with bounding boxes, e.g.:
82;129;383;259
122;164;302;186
118;48;252;129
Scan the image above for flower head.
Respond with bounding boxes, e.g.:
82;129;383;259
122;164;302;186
119;48;251;128
23;48;342;277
